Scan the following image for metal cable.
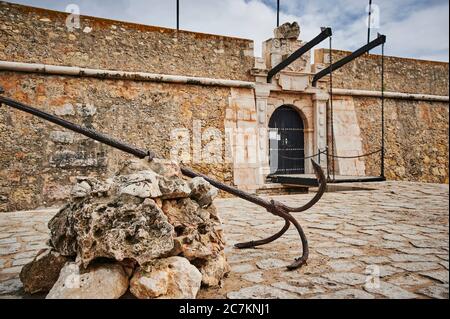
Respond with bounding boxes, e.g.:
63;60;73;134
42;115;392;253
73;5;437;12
327;148;382;159
276;148;381;162
329;36;336;180
276;150;326;161
381;41;386;178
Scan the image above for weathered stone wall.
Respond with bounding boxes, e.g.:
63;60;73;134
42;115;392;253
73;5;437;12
0;2;256;212
315;49;449;183
0;73;236;212
0;2;254;81
357;98;448;183
315;49;449;95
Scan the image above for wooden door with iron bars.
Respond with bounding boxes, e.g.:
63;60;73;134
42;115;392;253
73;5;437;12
269;105;305;175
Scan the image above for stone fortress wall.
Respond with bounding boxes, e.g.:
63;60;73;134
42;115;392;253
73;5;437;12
0;2;254;212
0;2;448;212
314;50;449;183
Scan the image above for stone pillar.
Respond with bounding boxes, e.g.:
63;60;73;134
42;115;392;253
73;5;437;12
226;86;260;193
255;81;271;185
312;91;329;172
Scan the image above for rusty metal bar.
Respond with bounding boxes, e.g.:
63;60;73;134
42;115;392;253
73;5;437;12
0;96;153;160
312;34;386;86
176;0;180;30
367;0;373;45
0;91;326;270
381;40;385;179
277;0;280;27
267;27;332;83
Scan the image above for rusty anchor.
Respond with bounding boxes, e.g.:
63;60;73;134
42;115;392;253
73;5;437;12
0;90;326;270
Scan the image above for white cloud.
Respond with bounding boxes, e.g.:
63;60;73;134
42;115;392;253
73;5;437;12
5;0;449;61
380;3;449;60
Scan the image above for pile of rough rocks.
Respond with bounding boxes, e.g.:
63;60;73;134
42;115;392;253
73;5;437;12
20;158;230;299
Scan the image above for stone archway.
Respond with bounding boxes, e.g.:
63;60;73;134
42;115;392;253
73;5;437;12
269;105;306;175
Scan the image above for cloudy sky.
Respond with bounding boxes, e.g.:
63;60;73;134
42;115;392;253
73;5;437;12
6;0;450;61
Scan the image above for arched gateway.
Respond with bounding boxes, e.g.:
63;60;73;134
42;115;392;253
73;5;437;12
269;105;305;175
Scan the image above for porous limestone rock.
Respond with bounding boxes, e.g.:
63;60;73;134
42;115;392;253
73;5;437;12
119;259;138;278
159;177;191;200
20;249;72;294
115;159;158;176
162;199;225;262
193;251;230;287
148;158;182;178
46;262;129;299
189;177;218;208
130;256;202;299
70;176;113;198
71;181;91;198
116;171;162;198
48;198;174;267
34;158;228;297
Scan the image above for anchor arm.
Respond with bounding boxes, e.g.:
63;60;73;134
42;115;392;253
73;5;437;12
235;219;291;249
277;160;327;213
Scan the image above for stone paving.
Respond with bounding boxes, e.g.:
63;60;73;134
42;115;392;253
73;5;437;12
0;181;449;299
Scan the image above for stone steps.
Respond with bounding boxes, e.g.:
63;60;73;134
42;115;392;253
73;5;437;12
256;183;308;196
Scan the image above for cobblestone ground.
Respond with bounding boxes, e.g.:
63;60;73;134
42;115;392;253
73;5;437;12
0;181;448;299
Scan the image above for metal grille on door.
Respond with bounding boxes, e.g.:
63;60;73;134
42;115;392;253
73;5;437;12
269;105;305;175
